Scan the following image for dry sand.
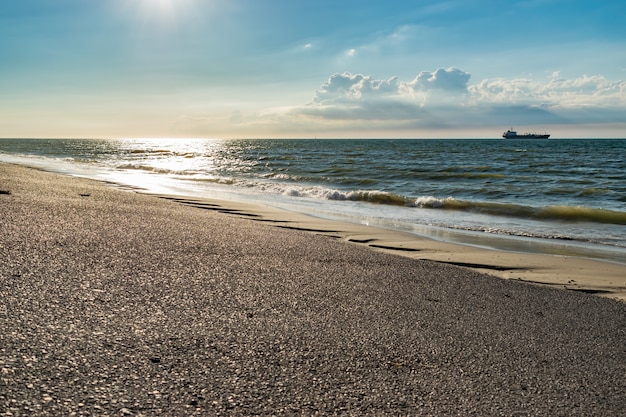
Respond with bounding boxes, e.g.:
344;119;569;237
1;163;625;416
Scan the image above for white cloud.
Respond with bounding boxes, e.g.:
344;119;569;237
312;72;402;104
181;69;626;137
300;68;471;122
468;74;626;108
291;69;626;128
409;68;471;91
355;24;442;56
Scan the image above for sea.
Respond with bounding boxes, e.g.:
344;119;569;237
1;138;625;264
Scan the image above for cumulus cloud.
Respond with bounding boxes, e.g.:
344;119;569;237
307;67;470;118
231;68;623;137
409;68;471;91
312;72;402;105
290;69;626;128
469;74;626;108
184;70;624;138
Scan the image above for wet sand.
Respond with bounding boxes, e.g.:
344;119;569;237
1;163;625;415
151;194;626;302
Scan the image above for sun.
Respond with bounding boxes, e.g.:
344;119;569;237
142;0;178;14
120;0;196;27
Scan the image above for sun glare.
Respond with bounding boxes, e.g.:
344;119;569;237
119;0;196;27
143;0;177;14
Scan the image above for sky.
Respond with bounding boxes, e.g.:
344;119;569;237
1;0;625;139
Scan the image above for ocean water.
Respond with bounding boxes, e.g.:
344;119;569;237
1;138;625;263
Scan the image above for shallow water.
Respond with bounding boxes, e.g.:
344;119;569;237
1;138;625;263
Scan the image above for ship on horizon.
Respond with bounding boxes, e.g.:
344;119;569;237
502;129;550;139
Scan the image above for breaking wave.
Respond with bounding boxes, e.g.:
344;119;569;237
411;197;626;225
270;185;626;226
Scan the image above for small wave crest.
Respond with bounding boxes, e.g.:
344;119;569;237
538;205;626;225
412;197;626;225
578;187;612;196
115;163;200;175
285;188;626;225
128;148;196;158
175;173;626;226
282;187;411;206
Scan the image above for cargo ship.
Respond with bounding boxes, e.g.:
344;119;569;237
502;129;550;139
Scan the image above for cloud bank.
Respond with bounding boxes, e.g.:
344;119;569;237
176;68;626;138
281;68;626;133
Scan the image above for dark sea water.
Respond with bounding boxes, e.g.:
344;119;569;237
1;138;625;263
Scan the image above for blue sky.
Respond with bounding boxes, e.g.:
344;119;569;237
1;0;625;138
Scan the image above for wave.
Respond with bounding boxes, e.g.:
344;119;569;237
9;148;622;227
281;187;411;206
578;187;612;196
128;149;196;158
426;172;507;180
538;205;626;224
36;142;620;227
412;197;626;225
115;164;194;175
269;184;626;225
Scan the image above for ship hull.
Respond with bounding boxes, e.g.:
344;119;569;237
502;129;550;139
504;134;550;139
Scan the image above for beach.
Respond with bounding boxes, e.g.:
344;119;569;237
1;162;625;415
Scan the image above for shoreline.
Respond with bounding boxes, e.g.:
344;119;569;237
4;161;626;301
147;192;626;302
2;162;625;415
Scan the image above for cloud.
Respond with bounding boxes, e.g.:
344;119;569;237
298;68;470;122
469;74;626;108
266;68;470;129
353;24;442;57
409;68;471;91
312;72;402;104
285;69;626;130
183;69;625;138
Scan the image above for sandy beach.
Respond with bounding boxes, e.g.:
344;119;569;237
1;162;625;415
154;194;626;303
